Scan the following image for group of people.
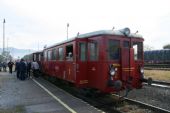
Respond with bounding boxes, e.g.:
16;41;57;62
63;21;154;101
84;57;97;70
0;61;14;73
0;59;40;81
0;62;7;72
15;59;40;80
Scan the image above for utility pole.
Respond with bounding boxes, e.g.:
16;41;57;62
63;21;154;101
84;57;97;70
3;19;5;53
7;37;9;52
38;41;39;51
67;23;69;40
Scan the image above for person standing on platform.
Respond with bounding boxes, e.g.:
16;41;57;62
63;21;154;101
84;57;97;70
2;62;7;72
15;59;20;79
8;60;14;74
27;60;31;79
19;59;27;80
31;60;40;78
0;62;2;71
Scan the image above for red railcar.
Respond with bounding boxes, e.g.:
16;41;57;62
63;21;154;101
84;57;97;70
23;51;43;67
24;51;42;62
41;28;146;93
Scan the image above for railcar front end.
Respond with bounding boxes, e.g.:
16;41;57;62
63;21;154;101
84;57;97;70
77;28;147;94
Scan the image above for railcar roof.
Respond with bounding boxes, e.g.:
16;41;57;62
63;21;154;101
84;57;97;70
45;29;143;49
77;30;143;38
29;50;43;54
33;50;43;53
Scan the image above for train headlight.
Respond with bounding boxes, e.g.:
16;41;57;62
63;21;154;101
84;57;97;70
110;69;115;76
140;67;144;74
110;67;117;76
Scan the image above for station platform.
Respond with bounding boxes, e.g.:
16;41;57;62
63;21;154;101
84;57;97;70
0;72;103;113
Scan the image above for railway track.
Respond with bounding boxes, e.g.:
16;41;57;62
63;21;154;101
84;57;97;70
124;97;170;113
143;80;170;89
112;94;170;113
42;76;122;113
144;67;170;71
152;81;170;89
43;76;170;113
69;89;170;113
144;64;170;70
144;64;170;68
152;80;170;86
71;90;170;113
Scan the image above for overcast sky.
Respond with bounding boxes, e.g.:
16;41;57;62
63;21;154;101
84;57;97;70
0;0;170;51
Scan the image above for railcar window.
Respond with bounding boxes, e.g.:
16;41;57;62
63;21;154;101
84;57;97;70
47;50;52;61
52;49;57;60
133;42;143;60
123;41;130;48
89;42;98;61
108;40;120;60
40;53;43;61
44;51;47;61
58;48;64;61
38;54;41;61
79;43;87;61
33;54;36;61
30;55;33;61
66;45;73;61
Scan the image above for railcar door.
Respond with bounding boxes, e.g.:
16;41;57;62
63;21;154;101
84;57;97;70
65;43;76;82
43;50;49;74
121;41;135;83
87;39;101;88
76;41;88;87
121;48;130;81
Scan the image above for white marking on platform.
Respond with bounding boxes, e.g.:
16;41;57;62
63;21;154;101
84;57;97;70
33;79;77;113
43;78;105;112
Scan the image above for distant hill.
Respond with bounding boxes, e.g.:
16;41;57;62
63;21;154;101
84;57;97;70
0;47;35;59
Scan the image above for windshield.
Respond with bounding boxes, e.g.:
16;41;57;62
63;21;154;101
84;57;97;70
133;42;143;60
108;39;120;60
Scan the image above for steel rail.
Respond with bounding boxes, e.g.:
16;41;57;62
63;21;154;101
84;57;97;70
143;83;170;89
143;79;170;89
144;67;170;71
112;94;170;113
144;64;170;70
144;64;170;68
152;80;170;86
124;98;170;113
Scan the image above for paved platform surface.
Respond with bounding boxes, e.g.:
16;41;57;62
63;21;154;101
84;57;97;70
0;72;103;113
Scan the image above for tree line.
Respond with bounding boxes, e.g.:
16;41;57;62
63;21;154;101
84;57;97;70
0;51;12;62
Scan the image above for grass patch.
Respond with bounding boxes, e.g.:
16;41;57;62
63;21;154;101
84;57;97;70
144;70;170;82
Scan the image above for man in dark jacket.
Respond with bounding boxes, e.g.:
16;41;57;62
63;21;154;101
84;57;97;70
8;60;14;74
2;62;7;72
0;62;2;71
19;59;27;80
15;60;20;79
27;60;31;78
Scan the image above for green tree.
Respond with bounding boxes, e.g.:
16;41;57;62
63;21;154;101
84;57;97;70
144;44;154;51
0;54;5;62
0;51;13;62
163;44;170;49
